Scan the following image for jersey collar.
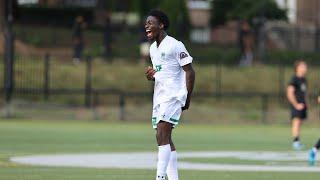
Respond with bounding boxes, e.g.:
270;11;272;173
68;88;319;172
156;35;169;49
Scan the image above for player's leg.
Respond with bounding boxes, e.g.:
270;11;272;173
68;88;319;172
167;135;178;180
292;118;301;141
309;138;320;165
156;121;173;180
292;118;303;150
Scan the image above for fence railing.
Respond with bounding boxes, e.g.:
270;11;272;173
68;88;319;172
7;87;320;123
1;54;320;122
9;54;320;99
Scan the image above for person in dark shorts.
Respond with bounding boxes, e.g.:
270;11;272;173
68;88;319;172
103;17;112;63
286;60;308;150
308;96;320;165
72;16;86;64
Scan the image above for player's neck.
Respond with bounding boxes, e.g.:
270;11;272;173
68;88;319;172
296;73;305;78
156;32;167;47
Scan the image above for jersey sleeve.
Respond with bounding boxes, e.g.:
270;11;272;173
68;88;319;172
176;42;193;66
288;76;297;87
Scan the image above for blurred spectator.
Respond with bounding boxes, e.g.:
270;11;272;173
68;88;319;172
72;15;86;64
287;60;308;151
139;21;150;64
103;17;112;63
239;20;254;66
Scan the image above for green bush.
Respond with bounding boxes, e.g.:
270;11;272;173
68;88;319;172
159;0;190;39
265;50;320;65
17;6;94;26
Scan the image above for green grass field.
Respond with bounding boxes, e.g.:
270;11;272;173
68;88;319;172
1;119;320;179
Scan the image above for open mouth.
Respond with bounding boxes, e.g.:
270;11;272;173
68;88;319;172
146;29;152;39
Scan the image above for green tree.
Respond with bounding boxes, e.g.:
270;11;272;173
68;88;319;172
0;0;4;32
0;0;4;54
159;0;189;38
211;0;287;26
131;0;190;38
99;0;190;38
133;0;159;18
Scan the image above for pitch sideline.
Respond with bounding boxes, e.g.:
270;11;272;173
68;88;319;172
10;151;320;172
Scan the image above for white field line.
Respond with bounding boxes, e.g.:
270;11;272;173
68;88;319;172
10;151;320;172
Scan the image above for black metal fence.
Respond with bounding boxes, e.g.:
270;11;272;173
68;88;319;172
1;54;320;123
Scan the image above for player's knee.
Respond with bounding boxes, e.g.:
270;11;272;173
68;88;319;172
156;129;170;145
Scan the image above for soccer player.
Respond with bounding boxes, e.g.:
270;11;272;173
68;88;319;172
308;96;320;165
144;10;195;180
286;60;308;150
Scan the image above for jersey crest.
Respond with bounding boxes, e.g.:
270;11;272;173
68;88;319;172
180;52;188;59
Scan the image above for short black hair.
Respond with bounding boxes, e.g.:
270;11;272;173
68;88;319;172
148;9;170;30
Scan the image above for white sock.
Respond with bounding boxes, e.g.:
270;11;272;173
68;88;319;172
166;151;179;180
156;144;171;180
313;147;318;153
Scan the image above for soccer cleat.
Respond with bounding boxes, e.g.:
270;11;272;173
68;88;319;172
309;149;317;166
292;141;304;151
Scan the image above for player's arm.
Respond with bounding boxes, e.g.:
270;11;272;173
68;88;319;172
305;80;309;105
318;96;320;104
287;85;304;110
182;63;195;111
145;66;155;81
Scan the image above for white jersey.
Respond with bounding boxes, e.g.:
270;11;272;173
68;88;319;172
150;35;193;108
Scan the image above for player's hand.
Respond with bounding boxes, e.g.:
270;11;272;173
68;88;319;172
295;103;305;110
145;66;156;81
182;99;190;111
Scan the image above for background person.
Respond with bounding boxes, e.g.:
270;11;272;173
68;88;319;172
239;20;254;66
103;17;112;63
286;60;308;150
72;15;86;64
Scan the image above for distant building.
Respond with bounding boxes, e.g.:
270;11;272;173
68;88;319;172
64;0;97;7
296;0;320;25
38;0;62;7
18;0;38;5
275;0;320;25
274;0;297;23
187;0;211;43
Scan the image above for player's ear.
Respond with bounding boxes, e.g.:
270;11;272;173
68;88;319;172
159;23;164;30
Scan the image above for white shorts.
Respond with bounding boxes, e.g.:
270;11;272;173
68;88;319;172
151;100;183;129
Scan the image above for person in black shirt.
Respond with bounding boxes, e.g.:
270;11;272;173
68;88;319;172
287;60;308;150
103;17;112;63
239;20;254;66
72;16;86;64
